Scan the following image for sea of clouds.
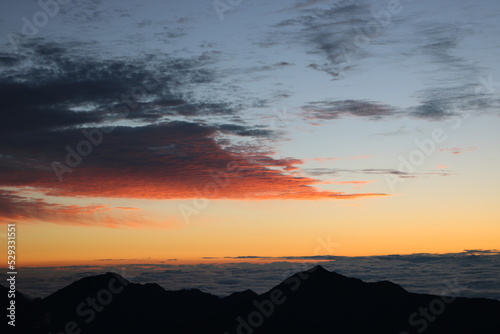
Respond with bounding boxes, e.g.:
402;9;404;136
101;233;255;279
4;251;500;301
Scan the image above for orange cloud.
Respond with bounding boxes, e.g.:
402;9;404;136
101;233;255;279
331;180;376;185
0;190;167;228
330;180;377;190
0;123;388;228
1;124;386;201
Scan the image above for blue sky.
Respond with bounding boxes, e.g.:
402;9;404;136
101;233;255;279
1;0;499;263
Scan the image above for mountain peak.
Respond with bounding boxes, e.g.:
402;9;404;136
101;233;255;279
43;272;130;304
310;264;328;273
306;264;350;281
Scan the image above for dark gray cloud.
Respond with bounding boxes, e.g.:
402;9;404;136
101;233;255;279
464;249;500;255
216;124;274;137
0;39;238;136
224;255;338;260
305;168;455;179
303;99;396;120
279;6;500;121
407;23;500;119
263;0;406;78
0;53;21;66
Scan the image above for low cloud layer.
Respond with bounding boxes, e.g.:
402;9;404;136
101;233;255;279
6;252;500;301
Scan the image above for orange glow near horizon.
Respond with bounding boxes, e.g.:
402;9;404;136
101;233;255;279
3;161;500;268
7;194;500;267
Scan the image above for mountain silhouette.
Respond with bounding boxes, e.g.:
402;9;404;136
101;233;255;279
3;265;500;333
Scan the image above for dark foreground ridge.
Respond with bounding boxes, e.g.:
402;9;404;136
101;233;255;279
2;265;500;333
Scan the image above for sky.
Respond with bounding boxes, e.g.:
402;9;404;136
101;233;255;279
0;0;499;267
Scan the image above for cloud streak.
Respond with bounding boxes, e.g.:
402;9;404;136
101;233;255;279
440;147;478;155
268;0;375;78
303;99;396;121
305;168;455;179
0;190;159;228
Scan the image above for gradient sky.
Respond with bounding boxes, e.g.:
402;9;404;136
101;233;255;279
1;0;499;266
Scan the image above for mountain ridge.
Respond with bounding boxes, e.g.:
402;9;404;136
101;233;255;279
2;265;500;333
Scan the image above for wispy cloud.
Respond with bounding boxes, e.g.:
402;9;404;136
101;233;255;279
331;180;376;189
0;190;158;228
266;0;375;78
305;168;455;179
281;6;500;122
439;147;478;155
303;99;396;121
